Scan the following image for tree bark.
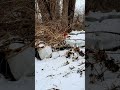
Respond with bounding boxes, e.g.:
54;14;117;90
38;0;51;22
68;0;76;25
55;0;60;19
62;0;69;26
49;0;56;20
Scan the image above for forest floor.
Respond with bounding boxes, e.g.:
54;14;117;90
0;11;120;90
86;11;120;90
35;48;85;90
35;30;85;90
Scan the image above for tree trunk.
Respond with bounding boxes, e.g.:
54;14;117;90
62;0;69;26
55;0;60;19
38;0;51;22
49;0;56;20
68;0;76;25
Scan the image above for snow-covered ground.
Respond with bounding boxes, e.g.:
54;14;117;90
1;10;120;90
65;30;85;47
35;31;85;90
86;11;120;90
35;49;85;90
0;42;35;90
0;76;34;90
86;10;120;50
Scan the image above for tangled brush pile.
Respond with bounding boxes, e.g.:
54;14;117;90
35;20;70;48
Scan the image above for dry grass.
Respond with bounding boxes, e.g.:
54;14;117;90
35;20;70;48
35;14;84;48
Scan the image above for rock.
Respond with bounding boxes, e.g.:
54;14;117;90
0;51;15;81
7;47;35;80
37;45;52;60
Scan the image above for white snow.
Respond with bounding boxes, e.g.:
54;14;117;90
35;31;85;90
38;45;52;60
0;76;34;90
2;10;120;90
86;11;120;50
0;42;34;90
38;43;45;48
75;0;85;14
86;11;120;90
65;30;85;47
35;49;85;90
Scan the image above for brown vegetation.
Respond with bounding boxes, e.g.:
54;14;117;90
35;20;69;47
35;0;84;47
